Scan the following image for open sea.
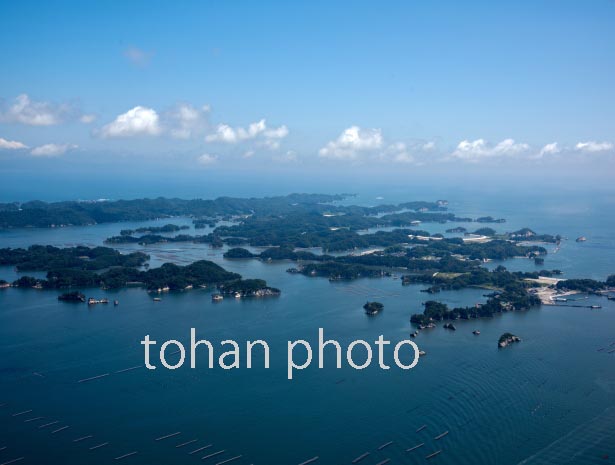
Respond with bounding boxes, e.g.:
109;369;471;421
1;180;615;465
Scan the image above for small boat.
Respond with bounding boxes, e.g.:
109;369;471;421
153;297;161;302
212;293;224;302
473;330;480;335
576;236;587;242
114;300;119;306
419;350;426;356
607;295;615;301
590;305;602;309
234;292;242;299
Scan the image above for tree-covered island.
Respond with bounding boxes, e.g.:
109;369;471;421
0;245;278;296
2;194;613;323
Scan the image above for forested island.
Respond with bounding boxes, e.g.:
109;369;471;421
2;194;613;326
364;301;384;315
0;245;278;295
498;333;521;348
119;223;189;236
0;194;445;229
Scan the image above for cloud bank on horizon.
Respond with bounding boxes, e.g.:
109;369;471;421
0;1;614;172
1;92;613;168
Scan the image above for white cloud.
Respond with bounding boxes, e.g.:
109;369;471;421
264;125;289;139
206;124;239;143
385;142;415;164
575;141;613;153
243;150;255;158
80;114;97;124
538;142;560;157
30;143;77;157
0;94;76;126
165;103;209;139
197;153;218;165
272;150;298;163
451;138;529;161
206;119;288;149
100;106;161;138
0;137;28;150
206;119;266;143
422;141;436;151
261;125;289;149
123;46;153;67
319;126;383;159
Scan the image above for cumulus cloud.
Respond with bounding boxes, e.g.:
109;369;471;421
451;138;529;161
385;142;415;164
123;46;153;67
538;142;560;158
165;103;209;139
261;125;289;149
100;106;161;138
206;118;288;149
0;94;79;126
319;126;383;159
0;137;28;150
422;141;436;151
575;141;613;153
197;153;218;165
30;143;77;157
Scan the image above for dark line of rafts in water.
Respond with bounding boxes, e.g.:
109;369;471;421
215;456;243;465
115;365;143;373
176;439;198;448
352;452;370;463
115;451;138;461
434;431;449;440
38;420;60;429
377;441;393;450
374;460;390;465
406;443;425;452
425;450;442;460
297;457;319;465
201;449;226;460
77;364;144;383
51;425;70;434
89;442;109;450
189;444;213;455
155;431;181;441
0;457;25;465
78;373;110;383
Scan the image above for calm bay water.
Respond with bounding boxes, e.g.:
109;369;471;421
1;184;615;465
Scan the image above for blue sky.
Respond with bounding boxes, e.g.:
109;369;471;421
1;0;614;182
